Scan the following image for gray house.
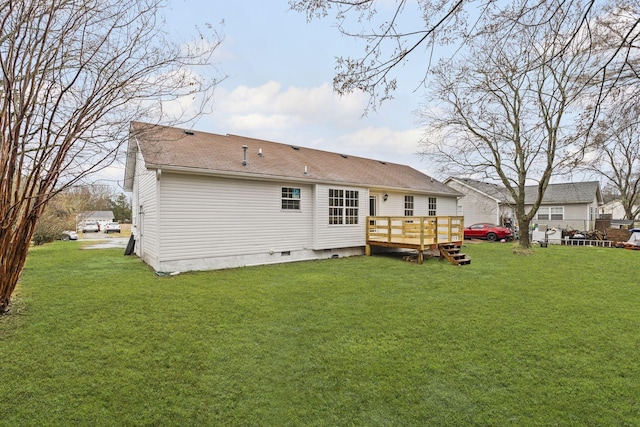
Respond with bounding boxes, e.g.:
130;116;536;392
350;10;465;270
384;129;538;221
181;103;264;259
124;122;462;272
78;211;115;226
445;177;603;231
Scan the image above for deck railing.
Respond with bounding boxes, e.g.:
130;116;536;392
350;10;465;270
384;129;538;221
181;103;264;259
366;216;465;251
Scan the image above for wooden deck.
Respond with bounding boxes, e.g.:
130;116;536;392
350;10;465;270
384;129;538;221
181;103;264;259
366;216;465;264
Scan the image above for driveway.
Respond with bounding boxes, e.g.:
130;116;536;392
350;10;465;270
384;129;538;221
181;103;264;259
80;232;130;249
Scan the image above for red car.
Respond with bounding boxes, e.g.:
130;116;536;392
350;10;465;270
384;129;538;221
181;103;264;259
464;223;513;242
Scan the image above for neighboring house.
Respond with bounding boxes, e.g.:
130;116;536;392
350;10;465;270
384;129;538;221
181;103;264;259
123;122;462;272
600;199;639;220
444;177;603;231
443;178;512;226
78;211;115;228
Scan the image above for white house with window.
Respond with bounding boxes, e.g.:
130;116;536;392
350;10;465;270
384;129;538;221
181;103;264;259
523;182;603;230
445;177;603;231
123;122;461;272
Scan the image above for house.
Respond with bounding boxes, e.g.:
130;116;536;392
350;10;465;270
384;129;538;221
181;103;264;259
444;177;603;231
443;178;512;226
78;211;115;228
600;199;639;221
123;122;462;272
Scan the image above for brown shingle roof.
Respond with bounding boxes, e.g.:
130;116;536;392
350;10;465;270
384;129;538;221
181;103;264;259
127;122;460;195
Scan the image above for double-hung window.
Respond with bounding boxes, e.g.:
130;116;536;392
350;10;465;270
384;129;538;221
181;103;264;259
537;206;564;221
329;189;359;225
282;187;300;210
404;195;414;216
428;197;437;216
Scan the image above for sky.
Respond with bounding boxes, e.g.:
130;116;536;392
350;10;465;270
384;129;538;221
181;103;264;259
105;0;441;190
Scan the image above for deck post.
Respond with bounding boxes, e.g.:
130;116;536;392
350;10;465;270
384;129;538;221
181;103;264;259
386;218;391;242
419;217;425;252
365;244;371;256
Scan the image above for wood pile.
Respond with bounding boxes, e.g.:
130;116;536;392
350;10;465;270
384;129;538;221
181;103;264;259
606;228;631;243
608;228;640;250
584;229;606;240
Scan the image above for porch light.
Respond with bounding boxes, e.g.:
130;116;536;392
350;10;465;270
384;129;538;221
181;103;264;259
383;194;388;201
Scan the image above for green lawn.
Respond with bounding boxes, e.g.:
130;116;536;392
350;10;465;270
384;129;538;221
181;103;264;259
2;242;639;426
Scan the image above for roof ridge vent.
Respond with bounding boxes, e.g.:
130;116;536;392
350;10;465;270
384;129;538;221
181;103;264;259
340;154;348;158
184;129;194;135
291;145;300;150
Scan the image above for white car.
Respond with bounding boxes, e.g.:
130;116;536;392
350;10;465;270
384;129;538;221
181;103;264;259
104;222;121;233
82;222;99;233
60;230;78;241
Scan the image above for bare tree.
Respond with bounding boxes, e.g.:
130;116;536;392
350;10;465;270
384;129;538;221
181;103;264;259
291;0;640;248
0;0;222;314
290;0;623;110
290;0;475;110
582;104;640;219
419;3;596;248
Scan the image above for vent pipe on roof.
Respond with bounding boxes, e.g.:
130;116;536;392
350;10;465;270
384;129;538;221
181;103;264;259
304;165;308;175
258;148;263;157
242;145;248;166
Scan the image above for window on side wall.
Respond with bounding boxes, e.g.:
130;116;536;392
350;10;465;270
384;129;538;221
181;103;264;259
282;187;301;210
550;206;564;220
428;197;437;216
404;195;414;216
329;189;359;225
537;207;549;220
537;206;564;221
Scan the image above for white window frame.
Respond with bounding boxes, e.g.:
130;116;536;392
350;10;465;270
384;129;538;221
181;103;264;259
428;197;437;216
281;187;301;210
329;189;359;225
404;195;414;216
537;206;564;221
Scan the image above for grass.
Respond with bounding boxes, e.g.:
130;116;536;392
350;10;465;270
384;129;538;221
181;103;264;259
1;242;640;426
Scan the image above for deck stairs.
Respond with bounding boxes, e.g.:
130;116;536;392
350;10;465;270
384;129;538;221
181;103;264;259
438;243;471;266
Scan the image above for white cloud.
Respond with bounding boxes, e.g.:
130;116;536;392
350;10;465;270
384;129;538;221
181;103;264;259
226;113;298;133
336;127;422;156
191;81;429;171
215;81;368;129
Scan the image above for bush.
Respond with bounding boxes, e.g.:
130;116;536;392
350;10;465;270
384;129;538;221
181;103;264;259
32;226;64;246
32;212;71;246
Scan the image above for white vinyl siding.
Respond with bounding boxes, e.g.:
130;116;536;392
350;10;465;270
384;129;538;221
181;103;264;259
431;196;458;216
313;185;366;250
376;192;458;218
526;203;596;230
445;180;500;224
132;150;159;268
157;173;313;261
412;194;457;217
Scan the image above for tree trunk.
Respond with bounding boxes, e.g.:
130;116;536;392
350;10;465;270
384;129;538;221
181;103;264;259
0;0;221;314
0;216;38;314
517;218;532;248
